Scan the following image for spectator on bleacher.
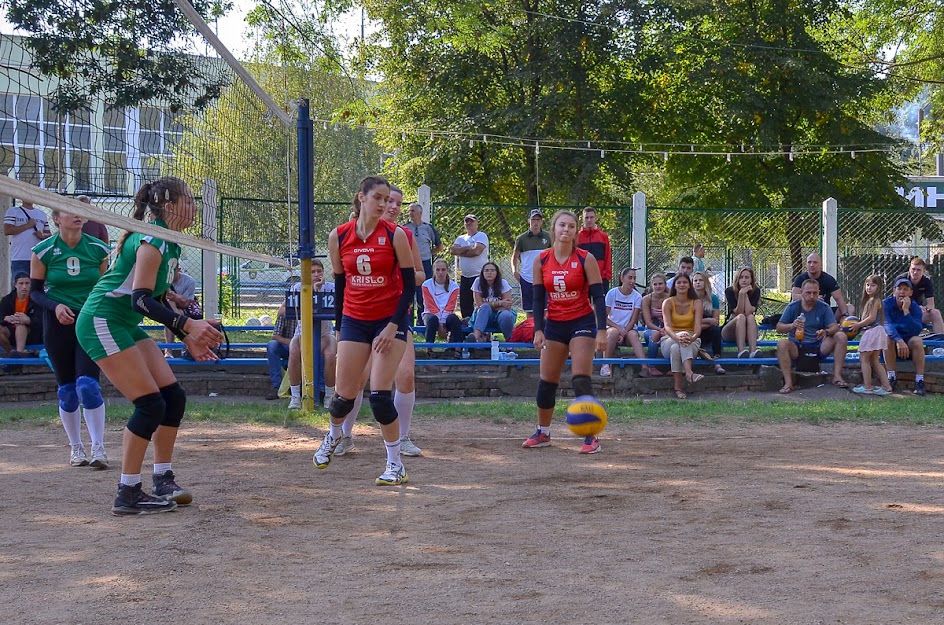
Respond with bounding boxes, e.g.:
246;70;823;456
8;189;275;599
791;252;854;322
0;272;42;356
286;259;336;410
403;202;442;322
640;272;668;375
449;214;489;319
882;277;927;396
660;273;704;399
265;299;296;400
776;278;849;394
896;257;943;334
850;275;892;396
667;256;695;289
721;267;761;358
467;261;516;342
600;266;649;378
421;258;462;355
693;271;725;374
511;209;550;319
77;196;110;243
5;201;51;286
577;206;612;291
162;266;198;359
692;243;709;274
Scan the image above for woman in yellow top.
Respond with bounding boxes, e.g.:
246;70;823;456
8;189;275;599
660;273;704;399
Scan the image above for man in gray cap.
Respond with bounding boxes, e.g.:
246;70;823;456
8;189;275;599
882;276;927;395
511;209;550;319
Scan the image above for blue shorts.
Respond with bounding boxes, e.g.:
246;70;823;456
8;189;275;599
519;279;535;313
543;313;596;344
338;315;408;344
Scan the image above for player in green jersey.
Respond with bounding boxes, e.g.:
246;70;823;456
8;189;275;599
76;177;224;516
31;208;111;468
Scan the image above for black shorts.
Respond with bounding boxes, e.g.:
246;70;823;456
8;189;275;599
519;279;535;313
339;315;408;344
543;312;596;344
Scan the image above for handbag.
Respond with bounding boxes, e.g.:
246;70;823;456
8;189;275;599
796;344;821;372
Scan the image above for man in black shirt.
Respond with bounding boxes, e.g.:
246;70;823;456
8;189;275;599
791;252;854;322
896;257;943;333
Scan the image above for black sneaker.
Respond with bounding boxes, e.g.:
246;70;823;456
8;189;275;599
888;377;897;392
152;470;193;505
265;388;280;400
914;380;926;396
112;483;177;516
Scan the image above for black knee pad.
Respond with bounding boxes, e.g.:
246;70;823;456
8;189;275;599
572;375;593;398
127;392;166;441
159;382;187;428
328;394;355;419
369;390;398;425
536;379;559;410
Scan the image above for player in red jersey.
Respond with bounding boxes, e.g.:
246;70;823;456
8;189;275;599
315;176;416;486
523;210;607;454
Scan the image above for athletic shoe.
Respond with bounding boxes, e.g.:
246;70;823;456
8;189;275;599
265;388;280;400
313;433;340;469
400;437;423;457
750;349;762;358
914;380;927;396
152;470;193;505
714;364;726;375
112;483;177;516
580;437;601;454
89;445;108;470
288;396;301;410
600;364;611;378
872;387;891;397
333;436;355;456
737;349;749;358
70;445;89;467
522;430;551;448
852;385;874;395
888;377;898;392
323;389;335;409
375;462;408;486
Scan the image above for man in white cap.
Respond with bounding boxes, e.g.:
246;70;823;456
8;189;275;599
449;214;489;319
511;209;550;319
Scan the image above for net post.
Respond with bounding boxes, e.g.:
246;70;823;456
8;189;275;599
297;100;317;412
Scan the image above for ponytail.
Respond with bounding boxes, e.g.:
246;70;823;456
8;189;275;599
115;176;189;256
351;175;389;219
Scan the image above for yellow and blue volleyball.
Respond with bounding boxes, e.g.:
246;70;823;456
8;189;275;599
841;316;860;339
565;396;607;437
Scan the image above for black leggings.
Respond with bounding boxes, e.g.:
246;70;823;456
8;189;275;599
43;308;100;386
701;325;723;357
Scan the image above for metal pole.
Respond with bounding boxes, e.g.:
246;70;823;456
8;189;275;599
297;100;317;412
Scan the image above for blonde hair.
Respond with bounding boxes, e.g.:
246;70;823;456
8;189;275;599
692;270;713;306
548;210;579;256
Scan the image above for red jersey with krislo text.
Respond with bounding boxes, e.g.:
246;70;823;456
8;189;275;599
540;247;593;321
337;220;404;320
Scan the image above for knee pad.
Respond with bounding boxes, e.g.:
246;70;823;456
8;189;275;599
159;382;187;428
536;379;559;410
369;390;398;425
127;393;166;440
76;376;104;410
57;383;79;412
572;374;592;398
328;394;355;419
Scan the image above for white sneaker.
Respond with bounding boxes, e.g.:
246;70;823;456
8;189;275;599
70;445;89;467
375;462;408;486
89;445;108;470
313;433;340;469
400;437;423;457
323;389;335;409
288;396;301;410
334;436;355;456
600;364;611;377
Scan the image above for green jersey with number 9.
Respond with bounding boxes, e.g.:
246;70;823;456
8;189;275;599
32;232;111;311
80;220;181;326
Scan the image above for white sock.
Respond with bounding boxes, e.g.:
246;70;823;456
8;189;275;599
59;408;83;447
153;462;172;475
395;389;416;438
916;374;924;382
290;385;301;398
887;371;896;379
342;393;363;437
120;473;141;487
539;425;550;435
83;404;106;448
384;438;402;465
329;422;343;440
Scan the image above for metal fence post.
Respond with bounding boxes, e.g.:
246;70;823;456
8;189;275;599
822;197;838;277
631;192;647;284
201;178;219;319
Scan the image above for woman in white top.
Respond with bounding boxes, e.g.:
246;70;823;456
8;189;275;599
421;258;462;349
601;266;649;378
468;261;516;341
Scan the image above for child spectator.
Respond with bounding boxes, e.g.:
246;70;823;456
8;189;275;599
851;275;892;396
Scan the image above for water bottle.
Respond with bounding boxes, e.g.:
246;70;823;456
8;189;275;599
505;351;517;360
490;337;500;360
461;347;470;359
933;347;944;357
795;313;806;341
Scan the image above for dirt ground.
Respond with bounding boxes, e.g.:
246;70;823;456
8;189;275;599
2;413;943;625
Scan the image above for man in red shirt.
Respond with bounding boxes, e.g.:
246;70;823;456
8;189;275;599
577;206;612;291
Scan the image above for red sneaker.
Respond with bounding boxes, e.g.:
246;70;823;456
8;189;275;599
579;437;601;454
522;430;551;448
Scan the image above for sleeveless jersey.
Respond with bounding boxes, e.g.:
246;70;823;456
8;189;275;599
540;247;593;321
81;220;181;326
337;219;403;320
33;233;111;311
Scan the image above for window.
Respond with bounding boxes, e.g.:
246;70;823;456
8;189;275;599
103;106;127;193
